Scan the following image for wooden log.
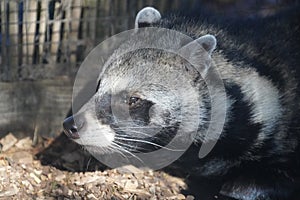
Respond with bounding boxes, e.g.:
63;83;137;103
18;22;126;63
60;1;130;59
38;0;48;64
0;77;73;138
100;0;111;40
7;0;19;80
22;0;37;65
69;0;82;64
61;0;71;64
17;1;23;69
50;1;62;63
0;0;9;80
78;0;97;51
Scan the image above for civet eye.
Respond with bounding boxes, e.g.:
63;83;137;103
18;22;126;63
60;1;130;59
128;96;141;106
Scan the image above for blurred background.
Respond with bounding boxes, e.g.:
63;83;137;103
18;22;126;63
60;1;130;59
0;0;299;140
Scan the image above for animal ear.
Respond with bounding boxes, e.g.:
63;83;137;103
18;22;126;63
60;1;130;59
195;34;217;55
179;34;217;75
135;7;161;29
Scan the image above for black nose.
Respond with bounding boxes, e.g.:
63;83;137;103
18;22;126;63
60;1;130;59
63;116;80;139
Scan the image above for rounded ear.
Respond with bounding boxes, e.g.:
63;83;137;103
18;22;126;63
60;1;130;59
135;7;161;29
196;34;217;55
178;34;217;76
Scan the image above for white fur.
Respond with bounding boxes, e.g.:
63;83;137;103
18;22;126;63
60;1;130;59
135;7;161;29
196;34;217;55
75;109;115;148
240;74;282;144
212;52;282;150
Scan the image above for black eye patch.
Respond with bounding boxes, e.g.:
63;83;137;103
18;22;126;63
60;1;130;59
128;97;154;126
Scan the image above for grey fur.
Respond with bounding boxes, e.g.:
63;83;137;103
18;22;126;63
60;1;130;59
64;7;300;200
135;7;161;28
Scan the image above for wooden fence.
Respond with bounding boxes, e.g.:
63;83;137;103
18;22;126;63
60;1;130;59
1;0;297;81
0;0;194;81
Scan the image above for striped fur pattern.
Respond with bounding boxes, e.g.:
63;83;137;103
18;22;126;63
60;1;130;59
152;7;300;200
64;7;300;200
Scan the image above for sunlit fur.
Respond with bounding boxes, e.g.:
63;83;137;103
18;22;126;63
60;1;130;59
69;7;300;200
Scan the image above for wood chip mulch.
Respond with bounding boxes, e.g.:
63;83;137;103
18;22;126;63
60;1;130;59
0;133;196;200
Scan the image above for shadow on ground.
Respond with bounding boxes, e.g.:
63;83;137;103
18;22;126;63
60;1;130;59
36;132;239;199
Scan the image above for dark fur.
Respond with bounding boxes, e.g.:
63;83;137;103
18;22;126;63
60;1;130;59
64;6;300;200
154;7;300;200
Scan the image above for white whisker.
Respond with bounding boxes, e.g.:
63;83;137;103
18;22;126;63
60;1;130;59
111;142;145;165
114;136;185;152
